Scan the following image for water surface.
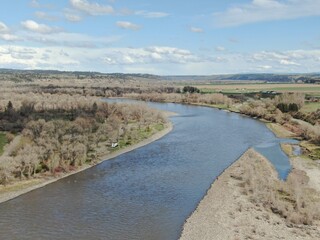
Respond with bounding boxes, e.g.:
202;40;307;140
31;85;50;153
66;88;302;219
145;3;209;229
0;102;293;240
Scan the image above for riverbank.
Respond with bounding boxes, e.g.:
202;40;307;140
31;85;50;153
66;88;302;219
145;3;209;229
180;149;320;240
0;121;173;204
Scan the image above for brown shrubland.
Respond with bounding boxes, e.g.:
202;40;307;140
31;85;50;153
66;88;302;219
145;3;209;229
274;93;305;109
0;83;167;185
236;150;320;225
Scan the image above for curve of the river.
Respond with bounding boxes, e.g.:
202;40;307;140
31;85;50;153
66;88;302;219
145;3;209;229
0;101;295;240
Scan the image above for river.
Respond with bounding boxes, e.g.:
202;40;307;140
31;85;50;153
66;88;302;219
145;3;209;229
0;101;295;240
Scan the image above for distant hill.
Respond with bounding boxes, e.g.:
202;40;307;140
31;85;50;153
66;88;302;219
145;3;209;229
0;68;162;82
0;68;319;83
161;73;320;83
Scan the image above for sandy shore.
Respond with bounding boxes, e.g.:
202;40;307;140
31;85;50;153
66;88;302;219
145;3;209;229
0;121;173;204
180;149;320;240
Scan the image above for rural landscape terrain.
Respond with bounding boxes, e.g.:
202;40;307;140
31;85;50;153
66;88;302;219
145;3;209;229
1;0;320;239
0;69;319;239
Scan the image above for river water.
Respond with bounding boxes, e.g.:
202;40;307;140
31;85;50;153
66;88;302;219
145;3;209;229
0;102;295;240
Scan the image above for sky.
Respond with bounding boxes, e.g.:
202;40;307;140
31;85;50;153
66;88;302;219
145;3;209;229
0;0;319;75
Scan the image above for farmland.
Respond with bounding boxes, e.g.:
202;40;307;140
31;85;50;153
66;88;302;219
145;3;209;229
301;102;320;113
192;83;320;94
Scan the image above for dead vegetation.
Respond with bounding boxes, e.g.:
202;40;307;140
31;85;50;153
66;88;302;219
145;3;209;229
232;150;320;226
181;149;320;240
0;80;167;186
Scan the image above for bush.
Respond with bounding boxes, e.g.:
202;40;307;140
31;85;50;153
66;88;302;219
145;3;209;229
183;86;200;94
289;103;299;112
274;93;305;110
277;103;289;113
277;103;299;113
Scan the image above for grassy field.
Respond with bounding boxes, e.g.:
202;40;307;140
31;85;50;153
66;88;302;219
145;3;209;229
0;133;7;155
193;83;320;94
117;123;165;149
301;102;320;113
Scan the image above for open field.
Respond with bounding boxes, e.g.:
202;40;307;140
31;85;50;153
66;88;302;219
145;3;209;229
193;83;320;94
301;102;320;113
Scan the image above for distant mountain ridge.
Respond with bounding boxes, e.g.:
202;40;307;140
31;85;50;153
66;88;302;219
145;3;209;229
161;73;320;82
0;68;319;83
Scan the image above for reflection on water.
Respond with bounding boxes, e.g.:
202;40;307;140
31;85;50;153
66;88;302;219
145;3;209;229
0;101;296;240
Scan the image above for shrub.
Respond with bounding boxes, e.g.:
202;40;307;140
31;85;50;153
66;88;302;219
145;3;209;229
182;86;200;94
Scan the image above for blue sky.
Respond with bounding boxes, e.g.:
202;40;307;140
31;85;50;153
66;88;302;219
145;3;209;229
0;0;319;74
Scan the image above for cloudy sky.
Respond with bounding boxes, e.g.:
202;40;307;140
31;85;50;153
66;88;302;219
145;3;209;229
0;0;319;74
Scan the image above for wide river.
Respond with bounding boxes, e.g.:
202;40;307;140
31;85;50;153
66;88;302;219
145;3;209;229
0;101;294;240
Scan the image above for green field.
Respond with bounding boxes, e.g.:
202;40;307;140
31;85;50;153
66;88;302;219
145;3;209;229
0;133;7;155
192;83;320;94
301;102;320;113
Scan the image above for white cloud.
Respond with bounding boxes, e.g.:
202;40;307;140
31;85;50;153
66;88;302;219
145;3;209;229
116;21;141;30
65;13;83;22
247;49;320;72
0;45;201;72
102;46;200;65
35;11;58;21
0;22;19;41
135;11;169;18
23;31;121;48
0;33;20;41
0;22;9;32
252;0;283;8
190;27;204;33
30;0;39;8
1;42;320;74
70;0;114;16
280;59;300;66
11;49;36;60
21;20;61;34
259;65;273;70
214;0;320;27
252;51;289;62
215;46;226;52
30;0;55;9
0;45;79;70
64;8;83;22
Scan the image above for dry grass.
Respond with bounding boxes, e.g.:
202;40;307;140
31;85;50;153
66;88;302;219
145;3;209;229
301;102;320;113
281;143;293;156
0;178;43;195
266;123;296;138
181;149;320;240
233;150;320;226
